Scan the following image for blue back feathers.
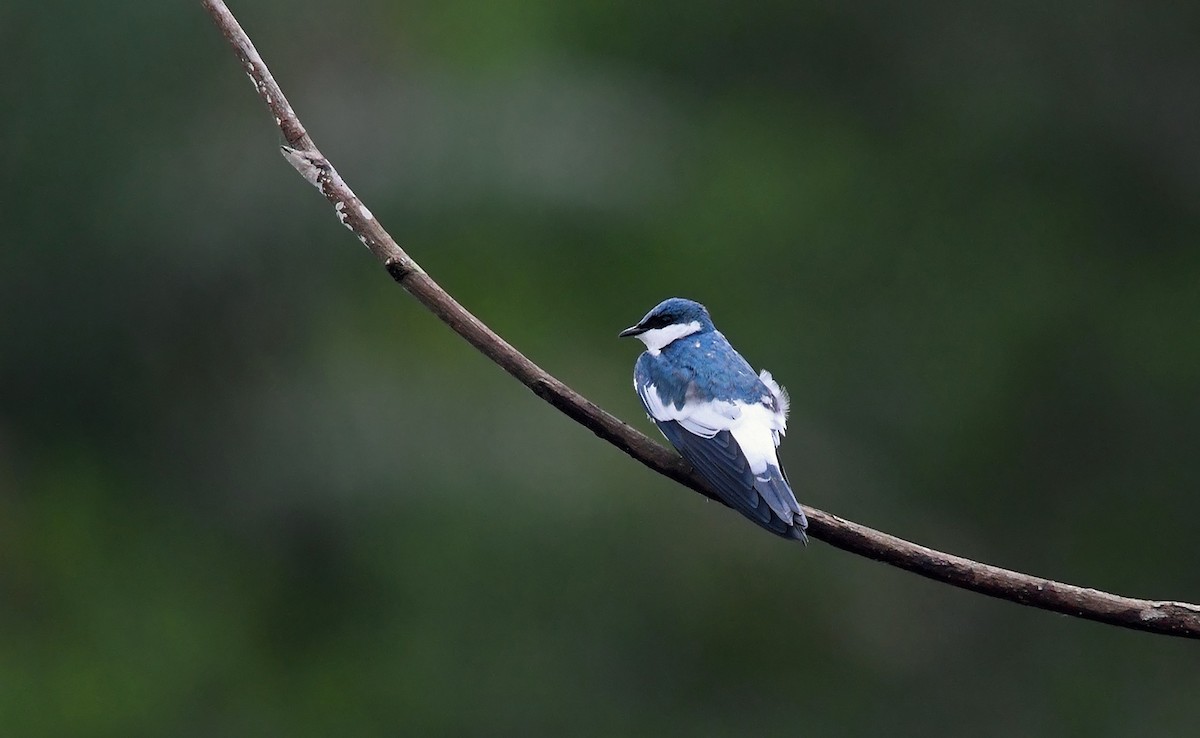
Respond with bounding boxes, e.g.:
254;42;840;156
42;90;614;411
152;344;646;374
634;330;772;409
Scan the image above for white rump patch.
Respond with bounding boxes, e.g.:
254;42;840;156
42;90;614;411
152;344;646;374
636;321;702;355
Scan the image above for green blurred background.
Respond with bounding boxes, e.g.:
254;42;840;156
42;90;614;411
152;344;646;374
3;1;1199;735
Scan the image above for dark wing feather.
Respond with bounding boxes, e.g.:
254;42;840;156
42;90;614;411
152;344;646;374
656;420;808;542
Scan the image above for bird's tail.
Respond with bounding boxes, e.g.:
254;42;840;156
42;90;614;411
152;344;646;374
754;467;809;544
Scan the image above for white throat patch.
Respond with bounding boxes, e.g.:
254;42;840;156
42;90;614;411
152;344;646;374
636;320;702;355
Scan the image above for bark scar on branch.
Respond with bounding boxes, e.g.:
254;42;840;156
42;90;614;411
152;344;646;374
201;0;1200;640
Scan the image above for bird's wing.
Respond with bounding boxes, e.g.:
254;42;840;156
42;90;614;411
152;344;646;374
637;379;806;537
656;420;806;540
637;381;741;438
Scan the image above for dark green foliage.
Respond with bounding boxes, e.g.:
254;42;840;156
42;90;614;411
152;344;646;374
2;1;1198;734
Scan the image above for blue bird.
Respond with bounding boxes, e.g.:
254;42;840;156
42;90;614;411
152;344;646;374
619;298;808;541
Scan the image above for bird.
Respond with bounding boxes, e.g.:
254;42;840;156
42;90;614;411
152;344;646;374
619;297;808;541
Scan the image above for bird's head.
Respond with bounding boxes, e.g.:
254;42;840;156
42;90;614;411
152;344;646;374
619;297;715;353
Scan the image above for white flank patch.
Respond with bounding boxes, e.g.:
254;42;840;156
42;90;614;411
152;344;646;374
640;384;785;475
636;320;702;356
642;384;738;437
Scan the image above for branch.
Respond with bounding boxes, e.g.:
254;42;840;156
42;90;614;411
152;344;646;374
200;0;1200;640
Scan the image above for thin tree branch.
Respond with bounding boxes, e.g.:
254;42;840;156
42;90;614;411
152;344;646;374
200;0;1200;640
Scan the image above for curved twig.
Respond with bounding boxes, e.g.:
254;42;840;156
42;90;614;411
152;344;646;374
200;0;1200;639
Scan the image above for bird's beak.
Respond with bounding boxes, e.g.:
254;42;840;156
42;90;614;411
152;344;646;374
618;324;645;338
